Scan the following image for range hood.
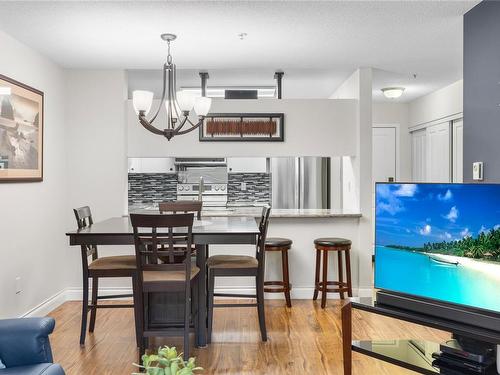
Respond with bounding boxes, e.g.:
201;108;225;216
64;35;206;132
174;158;227;167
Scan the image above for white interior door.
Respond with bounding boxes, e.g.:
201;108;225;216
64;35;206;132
411;129;426;182
373;127;396;183
427;122;451;182
452;119;463;183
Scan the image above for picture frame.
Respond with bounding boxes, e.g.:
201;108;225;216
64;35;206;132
199;113;284;142
0;74;44;182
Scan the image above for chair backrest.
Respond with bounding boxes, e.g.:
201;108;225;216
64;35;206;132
73;206;97;264
130;213;194;288
256;206;271;272
159;200;202;220
73;206;93;229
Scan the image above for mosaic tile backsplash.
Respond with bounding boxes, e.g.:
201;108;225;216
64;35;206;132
128;173;177;206
129;172;271;207
228;173;271;205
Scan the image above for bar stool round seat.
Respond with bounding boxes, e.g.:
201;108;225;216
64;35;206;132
314;237;352;247
313;237;353;308
265;237;293;248
264;237;293;307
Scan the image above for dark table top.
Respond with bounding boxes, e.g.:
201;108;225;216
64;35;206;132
67;216;259;235
66;216;260;246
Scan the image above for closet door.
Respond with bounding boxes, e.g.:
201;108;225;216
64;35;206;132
373;127;397;183
452;119;464;183
427;122;451;182
411;129;426;182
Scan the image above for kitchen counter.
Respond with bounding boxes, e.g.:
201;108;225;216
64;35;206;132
128;205;361;218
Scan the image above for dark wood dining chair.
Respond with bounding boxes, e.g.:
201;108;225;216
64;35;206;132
207;206;271;343
130;213;199;360
73;206;138;346
159;201;202;220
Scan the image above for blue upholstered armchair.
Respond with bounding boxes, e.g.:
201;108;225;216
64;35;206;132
0;317;65;375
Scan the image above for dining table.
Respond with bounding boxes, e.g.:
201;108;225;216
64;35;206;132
66;214;260;347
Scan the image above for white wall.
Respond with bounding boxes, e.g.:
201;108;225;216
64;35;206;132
409;80;463;127
65;70;130;288
373;102;411;181
0;30;68;318
127;99;358;157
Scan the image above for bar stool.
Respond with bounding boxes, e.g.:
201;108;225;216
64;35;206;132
264;237;293;307
313;237;353;308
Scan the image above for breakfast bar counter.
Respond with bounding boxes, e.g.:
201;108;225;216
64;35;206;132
128;206;362;219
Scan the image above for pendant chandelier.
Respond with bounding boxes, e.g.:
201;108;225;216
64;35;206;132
132;33;212;141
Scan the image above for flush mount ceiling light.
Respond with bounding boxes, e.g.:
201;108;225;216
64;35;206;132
381;87;405;99
132;33;212;141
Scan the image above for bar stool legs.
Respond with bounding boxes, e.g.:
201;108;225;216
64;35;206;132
264;238;293;307
312;237;353;308
313;249;321;301
281;249;292;307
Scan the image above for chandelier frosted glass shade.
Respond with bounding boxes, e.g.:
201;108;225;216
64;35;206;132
176;90;196;112
194;97;211;117
133;34;212;141
132;90;154;115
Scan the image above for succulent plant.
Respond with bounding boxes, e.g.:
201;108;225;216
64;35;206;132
133;346;203;375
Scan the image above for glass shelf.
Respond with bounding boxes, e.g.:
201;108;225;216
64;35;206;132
353;340;498;375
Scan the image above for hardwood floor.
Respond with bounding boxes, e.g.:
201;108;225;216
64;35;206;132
48;299;449;374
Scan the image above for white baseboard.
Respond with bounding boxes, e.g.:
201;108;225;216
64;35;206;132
23;286;375;317
22;289;68;318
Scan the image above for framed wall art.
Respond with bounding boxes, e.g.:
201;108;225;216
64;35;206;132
0;74;44;182
199;113;284;142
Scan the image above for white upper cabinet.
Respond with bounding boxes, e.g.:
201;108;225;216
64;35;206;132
128;158;175;173
227;157;268;173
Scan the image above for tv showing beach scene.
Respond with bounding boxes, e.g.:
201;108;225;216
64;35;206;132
375;183;500;313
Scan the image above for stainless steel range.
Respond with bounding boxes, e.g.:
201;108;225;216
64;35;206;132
175;158;228;208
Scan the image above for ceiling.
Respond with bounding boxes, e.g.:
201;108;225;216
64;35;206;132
0;1;479;102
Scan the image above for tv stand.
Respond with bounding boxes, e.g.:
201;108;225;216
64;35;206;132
341;298;500;374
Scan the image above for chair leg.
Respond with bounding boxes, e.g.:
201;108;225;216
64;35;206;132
135;284;146;354
80;276;89;346
132;275;142;348
140;337;147;358
281;250;292;308
183;286;191;361
89;277;98;332
321;250;329;309
207;271;215;344
193;280;199;348
337;251;345;300
256;275;267;341
313;249;321;300
345;249;353;297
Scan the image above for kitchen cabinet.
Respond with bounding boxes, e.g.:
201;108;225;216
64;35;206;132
227;157;268;173
128;157;175;173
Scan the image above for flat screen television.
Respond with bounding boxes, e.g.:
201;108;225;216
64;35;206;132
375;182;500;331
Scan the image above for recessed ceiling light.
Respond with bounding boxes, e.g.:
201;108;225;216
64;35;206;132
238;32;248;40
381;87;405;99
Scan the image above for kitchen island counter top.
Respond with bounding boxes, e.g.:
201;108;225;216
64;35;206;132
128;205;361;218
